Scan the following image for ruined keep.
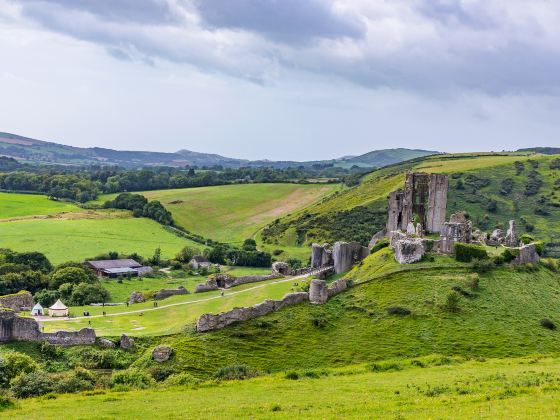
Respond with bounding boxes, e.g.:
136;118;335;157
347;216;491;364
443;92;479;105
387;173;449;234
309;279;328;304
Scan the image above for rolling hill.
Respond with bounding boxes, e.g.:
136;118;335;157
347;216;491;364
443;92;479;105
0;131;436;169
262;152;560;257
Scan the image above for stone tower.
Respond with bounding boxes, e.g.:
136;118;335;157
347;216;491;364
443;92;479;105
386;173;448;234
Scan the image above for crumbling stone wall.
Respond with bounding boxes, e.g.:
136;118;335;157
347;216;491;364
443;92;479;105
0;291;34;312
386;173;448;234
439;213;472;254
333;241;369;274
311;243;333;268
194;273;281;293
513;244;540;265
153;286;188;300
0;309;95;345
196;277;354;332
196;292;309;332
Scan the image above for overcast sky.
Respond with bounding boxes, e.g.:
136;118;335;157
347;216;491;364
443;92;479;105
0;0;559;160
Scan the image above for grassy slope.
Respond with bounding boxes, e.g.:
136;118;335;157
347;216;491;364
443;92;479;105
143;249;560;378
5;355;560;419
0;217;199;264
141;183;339;245
0;192;80;218
42;275;310;336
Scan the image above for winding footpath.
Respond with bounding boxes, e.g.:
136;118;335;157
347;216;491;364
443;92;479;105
39;268;331;323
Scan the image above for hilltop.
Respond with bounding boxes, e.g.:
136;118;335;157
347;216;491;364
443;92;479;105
0;131;435;168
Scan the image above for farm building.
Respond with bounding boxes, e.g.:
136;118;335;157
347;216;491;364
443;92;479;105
48;299;68;317
190;255;211;270
85;259;153;278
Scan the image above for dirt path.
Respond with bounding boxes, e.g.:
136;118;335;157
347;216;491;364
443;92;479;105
39;272;317;323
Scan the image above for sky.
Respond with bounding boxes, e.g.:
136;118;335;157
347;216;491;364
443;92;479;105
0;0;559;161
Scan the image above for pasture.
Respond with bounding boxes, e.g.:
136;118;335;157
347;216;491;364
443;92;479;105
5;355;560;419
0;192;80;218
0;217;198;264
42;275;309;336
139;183;338;244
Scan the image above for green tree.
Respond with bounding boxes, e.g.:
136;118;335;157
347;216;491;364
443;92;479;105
49;267;93;289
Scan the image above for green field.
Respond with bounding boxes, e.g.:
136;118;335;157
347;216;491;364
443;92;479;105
4;355;560;419
42;274;309;336
0;216;199;264
0;192;80;218
101;266;272;302
140;183;338;244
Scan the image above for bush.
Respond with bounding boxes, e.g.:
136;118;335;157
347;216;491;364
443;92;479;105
502;248;519;263
540;318;556;330
0;351;38;388
386;306;411;316
471;258;494;274
455;243;488;263
54;373;94;394
467;273;480;291
148;366;175;382
444;291;461;312
284;371;299;380
542;258;559;273
10;371;53;399
164;373;201;387
213;364;258;381
0;394;14;410
110;368;155;389
371;238;390;254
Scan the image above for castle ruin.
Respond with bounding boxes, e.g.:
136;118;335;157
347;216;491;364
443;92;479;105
387;173;449;234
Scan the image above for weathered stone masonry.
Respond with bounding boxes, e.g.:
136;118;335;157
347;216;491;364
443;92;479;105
0;291;34;312
0;309;95;345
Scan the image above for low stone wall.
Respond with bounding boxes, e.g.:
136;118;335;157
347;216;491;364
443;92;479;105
194;273;281;293
197;292;309;332
196;277;354;332
153;286;188;300
0;291;34;312
0;309;95;345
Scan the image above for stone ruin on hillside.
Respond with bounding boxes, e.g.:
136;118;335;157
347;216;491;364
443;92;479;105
311;241;369;274
386;172;449;234
369;171;540;265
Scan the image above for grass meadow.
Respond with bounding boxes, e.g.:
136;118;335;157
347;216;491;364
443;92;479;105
4;355;560;419
0;217;198;264
42;275;309;336
0;192;80;218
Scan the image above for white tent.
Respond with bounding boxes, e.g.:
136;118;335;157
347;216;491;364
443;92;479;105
31;303;44;316
48;299;68;317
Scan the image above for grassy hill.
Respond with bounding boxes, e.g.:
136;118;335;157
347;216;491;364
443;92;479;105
5;355;560;419
0;192;81;218
141;183;338;245
262;153;560;256
139;249;559;378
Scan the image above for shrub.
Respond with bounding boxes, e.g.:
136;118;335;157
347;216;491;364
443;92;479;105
471;259;494;274
309;311;330;328
54;373;94;394
534;241;545;256
467;273;480;291
272;249;284;256
213;364;258;381
371;239;390;254
164;373;201;387
148;366;175;382
500;178;514;195
455;243;488;263
10;371;53;399
541;258;559;273
540;318;556;330
386;306;411;316
502;248;519;263
0;394;14;410
284;371;299;380
444;291;461;312
369;362;402;372
0;352;38;388
110;368;154;389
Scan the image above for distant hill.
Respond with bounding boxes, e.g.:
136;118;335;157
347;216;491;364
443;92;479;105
0;131;437;168
517;147;560;155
